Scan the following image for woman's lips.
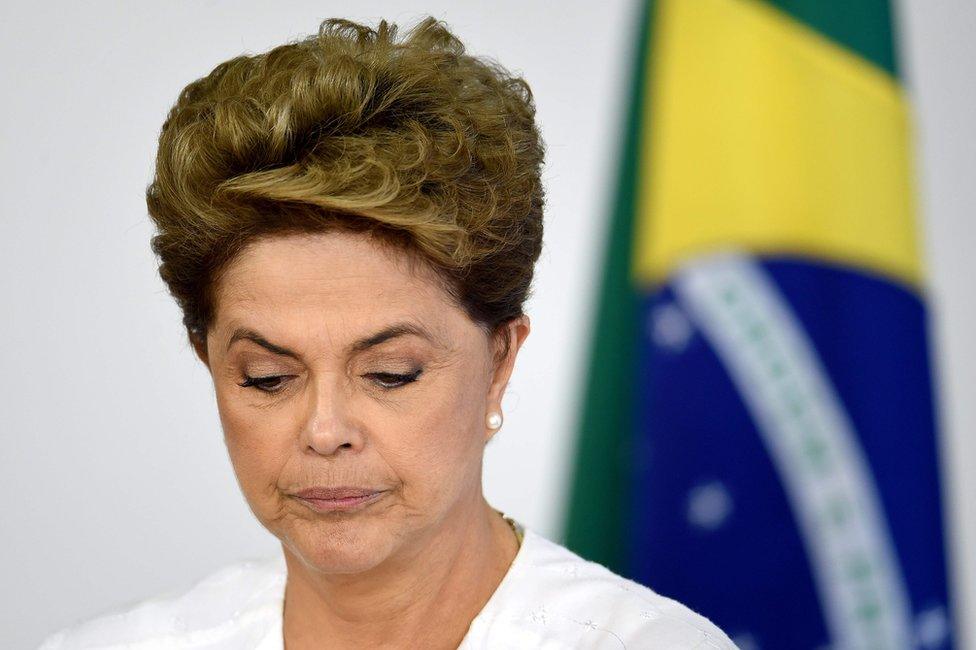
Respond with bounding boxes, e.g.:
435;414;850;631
291;486;387;513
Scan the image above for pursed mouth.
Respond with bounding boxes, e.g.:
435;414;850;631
291;490;388;513
292;486;386;500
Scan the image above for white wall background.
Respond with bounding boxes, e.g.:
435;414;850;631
1;1;971;648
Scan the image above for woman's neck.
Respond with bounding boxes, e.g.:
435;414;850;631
281;495;520;650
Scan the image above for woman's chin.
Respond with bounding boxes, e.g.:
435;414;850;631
284;521;393;575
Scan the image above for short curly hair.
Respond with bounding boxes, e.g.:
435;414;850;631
146;16;546;350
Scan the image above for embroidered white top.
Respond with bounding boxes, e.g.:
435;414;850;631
39;524;736;649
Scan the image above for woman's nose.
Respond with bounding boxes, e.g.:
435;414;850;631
299;376;364;456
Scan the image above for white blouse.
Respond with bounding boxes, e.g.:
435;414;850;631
39;523;735;649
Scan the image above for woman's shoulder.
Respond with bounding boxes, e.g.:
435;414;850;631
38;554;285;649
463;527;736;649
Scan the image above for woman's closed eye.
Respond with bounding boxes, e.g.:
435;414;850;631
365;368;423;390
237;368;424;394
238;374;293;394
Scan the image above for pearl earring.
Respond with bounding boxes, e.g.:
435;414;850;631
486;411;503;430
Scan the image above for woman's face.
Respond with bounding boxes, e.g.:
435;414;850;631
197;230;527;575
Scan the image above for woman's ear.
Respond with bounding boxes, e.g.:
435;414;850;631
485;315;531;413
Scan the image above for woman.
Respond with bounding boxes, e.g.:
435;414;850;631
40;16;734;650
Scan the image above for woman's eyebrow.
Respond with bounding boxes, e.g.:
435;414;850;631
226;328;299;358
226;321;440;357
350;322;439;352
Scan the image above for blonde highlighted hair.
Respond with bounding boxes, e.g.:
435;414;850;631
146;16;545;347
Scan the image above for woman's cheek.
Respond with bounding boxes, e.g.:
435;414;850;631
217;395;290;514
405;396;481;491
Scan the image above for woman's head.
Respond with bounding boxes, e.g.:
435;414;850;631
145;17;544;572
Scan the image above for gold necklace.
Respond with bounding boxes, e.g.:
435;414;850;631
495;509;524;548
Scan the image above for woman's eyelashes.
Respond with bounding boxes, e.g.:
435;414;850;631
238;374;293;394
365;368;423;389
237;367;424;394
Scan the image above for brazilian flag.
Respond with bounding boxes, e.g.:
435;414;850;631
563;1;954;647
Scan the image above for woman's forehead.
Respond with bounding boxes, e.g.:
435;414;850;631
218;232;451;309
208;232;475;349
